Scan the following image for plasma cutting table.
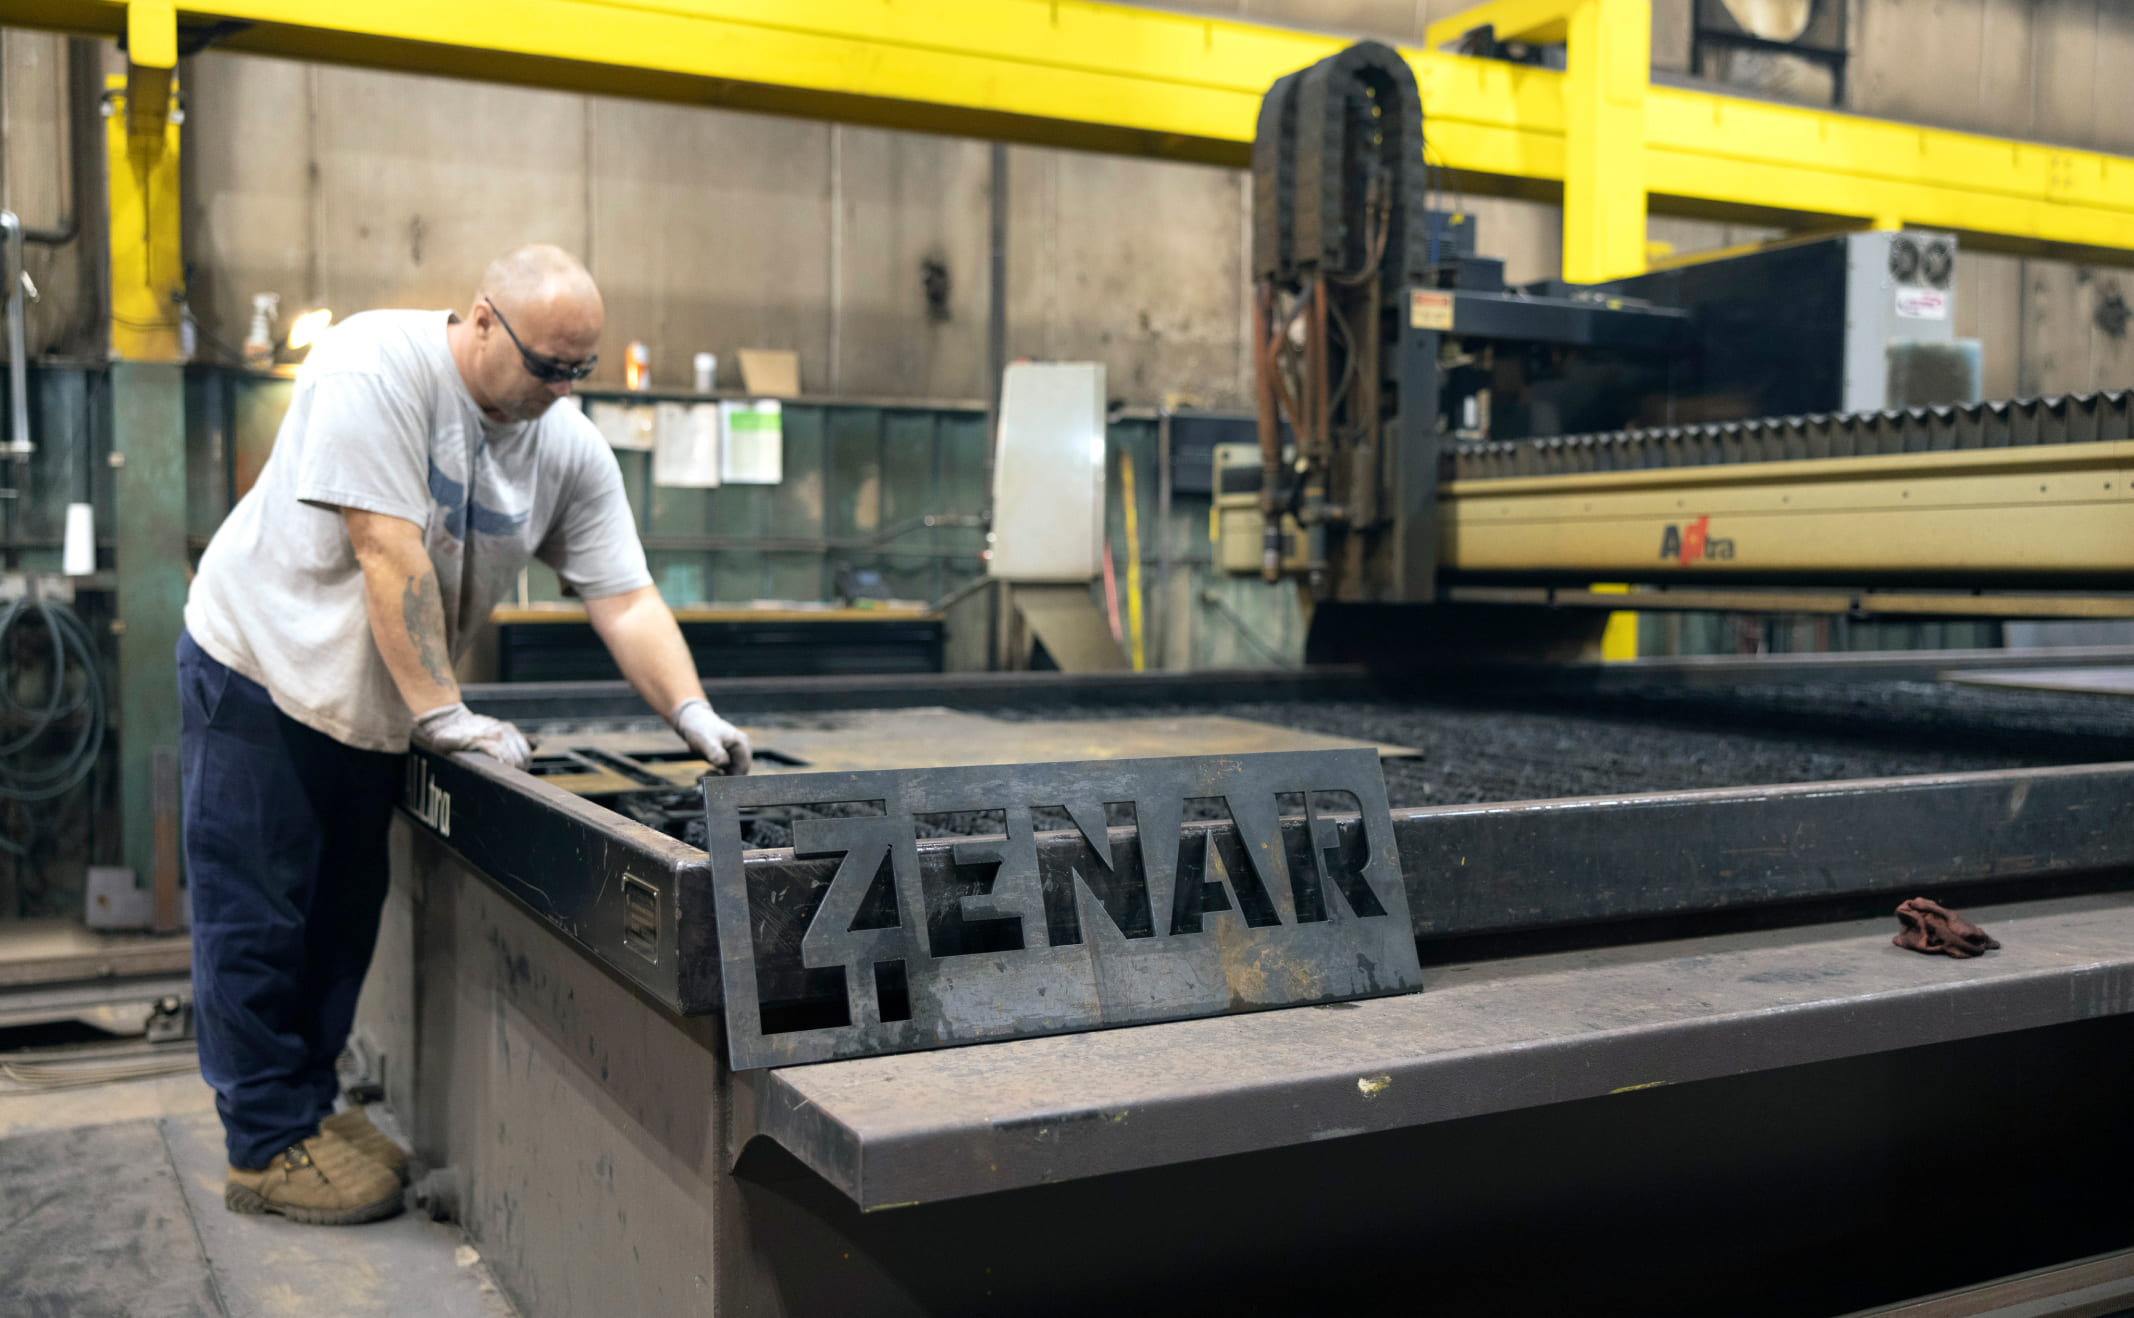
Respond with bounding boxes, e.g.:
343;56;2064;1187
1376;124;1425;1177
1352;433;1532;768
353;650;2134;1318
348;49;2134;1311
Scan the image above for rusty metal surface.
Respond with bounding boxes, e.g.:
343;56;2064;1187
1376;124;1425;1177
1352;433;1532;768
734;890;2134;1210
522;709;1417;796
707;750;1421;1070
732;709;1421;772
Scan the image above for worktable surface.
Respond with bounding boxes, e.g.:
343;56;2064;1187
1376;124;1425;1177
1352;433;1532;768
491;605;936;624
739;891;2134;1209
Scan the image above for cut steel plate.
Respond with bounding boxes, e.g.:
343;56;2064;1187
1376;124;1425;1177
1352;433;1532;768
705;749;1421;1070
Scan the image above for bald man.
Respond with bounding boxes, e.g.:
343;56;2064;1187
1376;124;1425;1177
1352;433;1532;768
180;245;750;1225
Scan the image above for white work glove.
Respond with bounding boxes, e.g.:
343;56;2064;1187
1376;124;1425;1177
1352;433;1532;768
671;698;751;775
411;702;533;771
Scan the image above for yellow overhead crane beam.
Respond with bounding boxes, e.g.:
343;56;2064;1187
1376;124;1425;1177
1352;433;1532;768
1423;0;1651;281
4;0;2133;281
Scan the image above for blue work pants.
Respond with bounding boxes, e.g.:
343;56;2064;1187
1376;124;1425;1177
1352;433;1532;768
177;629;402;1170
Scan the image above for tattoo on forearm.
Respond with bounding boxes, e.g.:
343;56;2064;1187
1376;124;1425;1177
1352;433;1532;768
401;572;455;687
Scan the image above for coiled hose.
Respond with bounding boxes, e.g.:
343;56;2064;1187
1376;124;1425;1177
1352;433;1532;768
0;592;106;855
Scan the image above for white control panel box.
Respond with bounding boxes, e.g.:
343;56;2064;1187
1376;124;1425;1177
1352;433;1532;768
988;362;1107;582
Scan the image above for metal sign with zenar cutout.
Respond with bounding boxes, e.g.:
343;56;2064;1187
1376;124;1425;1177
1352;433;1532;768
705;749;1422;1070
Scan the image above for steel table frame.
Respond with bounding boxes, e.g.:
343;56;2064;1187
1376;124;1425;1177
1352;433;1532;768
733;890;2134;1208
407;749;2134;1023
373;654;2134;1316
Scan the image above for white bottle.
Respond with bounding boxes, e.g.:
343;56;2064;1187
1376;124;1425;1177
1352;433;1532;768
62;503;94;577
243;292;280;371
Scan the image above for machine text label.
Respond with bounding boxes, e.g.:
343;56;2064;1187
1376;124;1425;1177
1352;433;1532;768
405;758;453;837
1659;516;1735;564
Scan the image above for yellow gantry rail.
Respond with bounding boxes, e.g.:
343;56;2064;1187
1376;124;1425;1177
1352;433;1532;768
1440;441;2134;583
5;0;2133;295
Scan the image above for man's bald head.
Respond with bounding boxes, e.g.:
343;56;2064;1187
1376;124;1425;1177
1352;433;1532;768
452;244;605;423
477;244;601;322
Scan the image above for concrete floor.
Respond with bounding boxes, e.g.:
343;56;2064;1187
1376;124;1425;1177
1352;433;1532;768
0;1060;518;1318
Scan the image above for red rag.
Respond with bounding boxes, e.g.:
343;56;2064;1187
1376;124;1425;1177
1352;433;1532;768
1893;897;2000;959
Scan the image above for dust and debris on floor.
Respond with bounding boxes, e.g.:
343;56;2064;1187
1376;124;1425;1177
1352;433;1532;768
0;1052;519;1318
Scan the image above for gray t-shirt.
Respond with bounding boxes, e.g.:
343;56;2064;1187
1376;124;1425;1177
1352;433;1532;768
186;308;650;752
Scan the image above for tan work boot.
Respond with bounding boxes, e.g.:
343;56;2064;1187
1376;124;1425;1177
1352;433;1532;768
321;1105;410;1185
224;1128;403;1225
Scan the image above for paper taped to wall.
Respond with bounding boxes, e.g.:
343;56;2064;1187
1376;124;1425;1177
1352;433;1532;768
721;401;783;484
654;402;723;487
591;401;656;451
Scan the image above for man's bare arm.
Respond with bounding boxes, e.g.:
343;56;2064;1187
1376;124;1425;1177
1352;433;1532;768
583;584;702;716
345;508;532;768
586;585;751;772
344;508;459;715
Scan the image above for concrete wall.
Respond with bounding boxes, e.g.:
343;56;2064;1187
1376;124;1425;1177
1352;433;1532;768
1841;0;2134;402
161;42;1591;413
2;4;2131;405
1848;0;2134;152
0;31;94;359
168;50;1265;409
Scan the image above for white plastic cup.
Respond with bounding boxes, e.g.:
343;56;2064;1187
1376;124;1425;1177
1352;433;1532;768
693;352;717;392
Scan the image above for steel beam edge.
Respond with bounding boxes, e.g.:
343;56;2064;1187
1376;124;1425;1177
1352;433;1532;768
1400;760;2134;940
735;892;2134;1210
462;645;2134;723
399;749;723;1015
414;742;2134;1038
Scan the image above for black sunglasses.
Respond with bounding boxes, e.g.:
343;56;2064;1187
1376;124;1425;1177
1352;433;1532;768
484;297;597;383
